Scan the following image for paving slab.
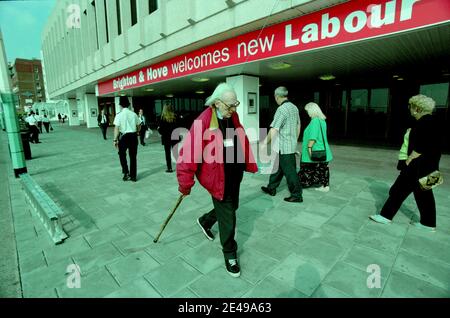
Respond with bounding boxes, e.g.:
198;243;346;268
381;271;450;298
144;258;202;297
393;250;450;291
244;276;307;298
106;251;160;286
188;267;253;298
322;262;385;298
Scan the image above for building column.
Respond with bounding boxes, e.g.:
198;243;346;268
67;99;80;126
83;94;99;128
226;75;260;143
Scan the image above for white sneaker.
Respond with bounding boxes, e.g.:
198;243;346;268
315;186;330;192
411;221;436;232
369;214;392;225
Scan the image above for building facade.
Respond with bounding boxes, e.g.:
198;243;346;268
10;59;47;112
41;0;450;150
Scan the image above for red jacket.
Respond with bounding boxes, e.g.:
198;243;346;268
177;107;258;200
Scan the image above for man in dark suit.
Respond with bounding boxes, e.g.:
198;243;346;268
138;108;147;146
97;109;109;140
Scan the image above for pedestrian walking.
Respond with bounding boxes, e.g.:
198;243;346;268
42;114;51;133
97;108;109;140
138;108;147;146
177;83;258;277
261;86;302;203
298;102;333;192
369;95;442;232
113;96;140;182
158;103;179;173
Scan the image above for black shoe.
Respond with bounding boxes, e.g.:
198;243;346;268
261;186;276;196
197;218;214;241
130;178;137;182
225;259;241;278
284;196;303;203
165;169;173;173
123;174;130;181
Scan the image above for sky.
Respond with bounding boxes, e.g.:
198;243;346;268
0;0;56;63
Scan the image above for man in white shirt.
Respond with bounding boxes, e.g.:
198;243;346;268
26;111;41;143
113;96;140;182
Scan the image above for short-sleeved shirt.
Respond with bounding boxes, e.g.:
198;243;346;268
301;117;333;163
270;100;300;154
26;115;37;126
113;108;139;134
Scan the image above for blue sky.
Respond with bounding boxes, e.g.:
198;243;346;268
0;0;56;63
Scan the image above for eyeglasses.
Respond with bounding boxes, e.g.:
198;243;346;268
219;99;240;110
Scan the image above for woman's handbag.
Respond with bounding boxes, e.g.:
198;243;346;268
310;121;327;162
418;170;444;191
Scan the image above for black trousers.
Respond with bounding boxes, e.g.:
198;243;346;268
118;133;138;179
267;153;302;199
139;124;147;145
29;126;40;143
37;121;43;133
43;122;50;133
164;143;174;170
100;123;108;139
200;188;241;260
380;172;436;227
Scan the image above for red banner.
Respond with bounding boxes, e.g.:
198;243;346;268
98;0;450;95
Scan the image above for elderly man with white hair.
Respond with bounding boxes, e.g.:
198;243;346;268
177;82;258;278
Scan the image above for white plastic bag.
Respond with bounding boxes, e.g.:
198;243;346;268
145;129;153;139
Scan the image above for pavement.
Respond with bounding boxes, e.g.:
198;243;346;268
1;122;449;298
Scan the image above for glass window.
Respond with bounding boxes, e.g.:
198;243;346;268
369;88;389;113
116;0;122;35
149;0;158;14
104;0;109;43
420;82;449;108
91;0;99;50
130;0;137;26
350;89;368;111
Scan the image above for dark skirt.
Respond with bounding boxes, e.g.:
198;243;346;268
298;162;330;188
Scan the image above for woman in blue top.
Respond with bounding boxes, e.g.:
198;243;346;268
298;102;333;192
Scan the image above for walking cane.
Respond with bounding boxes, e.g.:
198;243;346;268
153;194;185;243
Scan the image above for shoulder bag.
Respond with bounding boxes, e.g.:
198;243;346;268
310;120;327;162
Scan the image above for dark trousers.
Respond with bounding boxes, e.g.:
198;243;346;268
100;123;108;139
267;153;302;199
164;143;173;170
29;126;40;143
118;133;138;179
139;124;147;145
37;121;43;133
380;173;436;227
43;122;50;133
200;190;240;260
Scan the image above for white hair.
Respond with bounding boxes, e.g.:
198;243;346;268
274;86;288;97
409;94;435;113
205;83;236;106
304;102;326;120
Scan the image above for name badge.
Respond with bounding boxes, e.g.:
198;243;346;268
224;139;234;148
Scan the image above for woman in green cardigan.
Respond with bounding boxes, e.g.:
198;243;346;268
298;102;333;192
